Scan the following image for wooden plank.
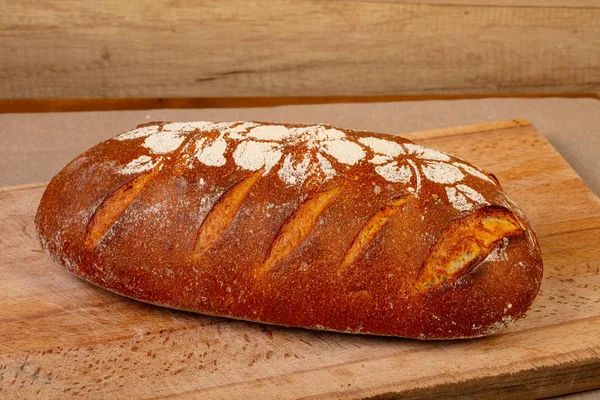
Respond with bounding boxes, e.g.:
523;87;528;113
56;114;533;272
0;1;599;99
1;121;599;399
355;0;600;8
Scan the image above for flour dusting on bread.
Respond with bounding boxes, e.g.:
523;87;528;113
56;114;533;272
374;162;412;183
194;137;228;167
421;162;464;184
233;141;282;172
114;121;498;211
143;131;187;154
121;155;159;174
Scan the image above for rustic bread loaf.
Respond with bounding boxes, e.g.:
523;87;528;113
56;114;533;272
35;121;543;339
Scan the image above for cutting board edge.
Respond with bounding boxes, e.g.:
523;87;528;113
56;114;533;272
361;349;600;400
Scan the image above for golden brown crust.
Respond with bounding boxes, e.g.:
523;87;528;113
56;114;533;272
192;169;263;262
261;186;341;273
35;121;543;339
340;195;412;273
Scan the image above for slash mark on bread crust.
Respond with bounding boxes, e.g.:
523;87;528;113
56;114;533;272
414;206;523;292
340;195;412;273
86;134;196;248
260;187;341;273
85;167;160;248
192;170;263;261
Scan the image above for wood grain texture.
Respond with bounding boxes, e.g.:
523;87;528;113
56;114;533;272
1;121;600;399
1;1;599;99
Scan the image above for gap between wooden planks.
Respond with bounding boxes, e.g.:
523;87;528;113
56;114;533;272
1;94;598;114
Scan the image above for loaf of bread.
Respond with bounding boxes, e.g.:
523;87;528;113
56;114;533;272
35;121;543;339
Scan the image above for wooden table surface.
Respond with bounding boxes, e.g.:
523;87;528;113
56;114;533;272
0;95;600;400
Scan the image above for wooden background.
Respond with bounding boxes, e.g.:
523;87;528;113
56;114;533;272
1;0;599;99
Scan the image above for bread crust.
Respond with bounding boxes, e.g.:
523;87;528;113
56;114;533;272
35;121;543;339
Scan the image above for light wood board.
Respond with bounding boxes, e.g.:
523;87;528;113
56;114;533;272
1;1;599;99
1;120;599;399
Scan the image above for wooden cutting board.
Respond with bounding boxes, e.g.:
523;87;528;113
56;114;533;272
1;120;599;399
